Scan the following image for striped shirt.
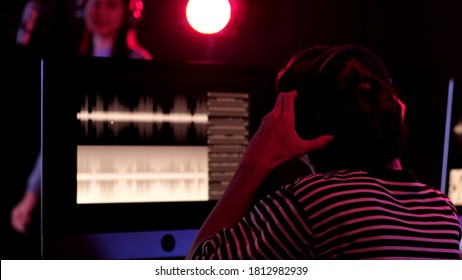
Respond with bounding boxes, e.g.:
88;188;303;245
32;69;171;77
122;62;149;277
192;169;462;259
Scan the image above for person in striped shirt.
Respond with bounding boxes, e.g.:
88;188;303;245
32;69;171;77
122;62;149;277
186;44;462;259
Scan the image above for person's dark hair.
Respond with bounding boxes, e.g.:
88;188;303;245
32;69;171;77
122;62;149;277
277;44;407;172
79;0;132;58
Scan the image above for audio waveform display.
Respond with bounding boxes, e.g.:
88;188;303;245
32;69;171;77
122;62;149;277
78;94;208;143
77;146;208;204
76;91;250;204
448;169;462;206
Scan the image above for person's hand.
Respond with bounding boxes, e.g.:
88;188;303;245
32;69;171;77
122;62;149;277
242;90;333;169
11;192;38;234
186;90;333;259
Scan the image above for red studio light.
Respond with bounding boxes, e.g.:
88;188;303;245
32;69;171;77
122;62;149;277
186;0;231;34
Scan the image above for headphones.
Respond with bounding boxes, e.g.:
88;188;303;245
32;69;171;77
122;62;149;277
74;0;144;24
314;45;392;83
279;44;394;140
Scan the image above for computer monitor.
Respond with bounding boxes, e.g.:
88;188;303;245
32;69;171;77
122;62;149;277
441;76;462;214
41;56;276;259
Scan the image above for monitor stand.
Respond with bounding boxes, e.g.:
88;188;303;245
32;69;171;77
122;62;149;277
41;229;198;259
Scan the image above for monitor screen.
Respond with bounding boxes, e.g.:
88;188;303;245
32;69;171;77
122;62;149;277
441;76;462;212
41;56;276;259
76;91;249;204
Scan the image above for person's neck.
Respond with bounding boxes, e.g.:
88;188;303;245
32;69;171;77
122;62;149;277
384;158;402;170
92;34;115;53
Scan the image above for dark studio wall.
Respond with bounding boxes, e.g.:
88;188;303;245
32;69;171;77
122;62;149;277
0;0;461;259
1;0;42;260
137;0;462;188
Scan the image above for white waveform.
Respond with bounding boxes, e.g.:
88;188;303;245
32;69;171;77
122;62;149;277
77;111;208;123
448;169;462;206
78;94;208;140
76;145;209;204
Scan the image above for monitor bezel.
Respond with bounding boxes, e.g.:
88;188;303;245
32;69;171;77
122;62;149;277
441;76;462;214
41;56;277;237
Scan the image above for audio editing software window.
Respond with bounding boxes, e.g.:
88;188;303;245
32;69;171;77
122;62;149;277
40;56;275;259
76;92;249;204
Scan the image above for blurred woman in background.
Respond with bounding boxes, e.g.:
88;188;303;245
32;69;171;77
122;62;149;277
11;0;151;236
78;0;151;59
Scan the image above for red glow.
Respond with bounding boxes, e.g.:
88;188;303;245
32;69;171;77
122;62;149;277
186;0;231;34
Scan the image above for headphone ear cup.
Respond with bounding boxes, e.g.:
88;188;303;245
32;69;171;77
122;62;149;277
293;47;343;141
294;46;360;141
294;90;324;140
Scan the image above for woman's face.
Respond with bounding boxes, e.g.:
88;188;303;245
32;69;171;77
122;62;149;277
84;0;127;37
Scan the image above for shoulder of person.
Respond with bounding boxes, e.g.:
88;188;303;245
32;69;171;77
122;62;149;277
285;168;359;194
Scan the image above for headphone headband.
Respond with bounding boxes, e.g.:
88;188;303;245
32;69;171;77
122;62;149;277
314;45;392;82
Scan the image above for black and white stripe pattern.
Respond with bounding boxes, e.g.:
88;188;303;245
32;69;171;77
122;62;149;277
192;169;461;259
